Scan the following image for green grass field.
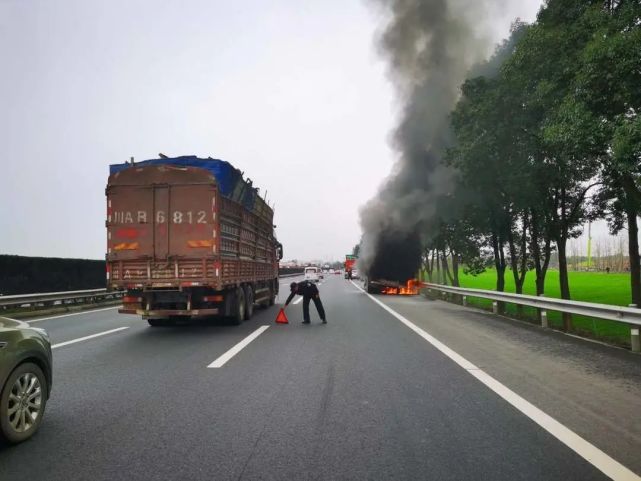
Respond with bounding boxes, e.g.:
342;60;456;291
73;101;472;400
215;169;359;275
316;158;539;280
431;269;634;346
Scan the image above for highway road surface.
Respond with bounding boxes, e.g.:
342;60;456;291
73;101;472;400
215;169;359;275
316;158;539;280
1;275;640;480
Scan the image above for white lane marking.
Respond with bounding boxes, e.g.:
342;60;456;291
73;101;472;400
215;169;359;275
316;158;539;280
293;297;303;305
27;307;120;324
52;327;129;349
207;325;270;368
350;281;641;481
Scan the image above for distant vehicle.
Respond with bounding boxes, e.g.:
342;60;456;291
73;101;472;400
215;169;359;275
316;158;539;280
335;270;341;275
351;269;360;280
345;254;358;279
0;318;52;444
304;266;321;283
106;156;282;326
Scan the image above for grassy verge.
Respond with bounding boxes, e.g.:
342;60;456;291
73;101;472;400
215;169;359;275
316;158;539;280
428;269;634;347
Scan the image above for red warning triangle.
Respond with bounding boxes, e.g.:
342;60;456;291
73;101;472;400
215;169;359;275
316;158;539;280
275;308;289;324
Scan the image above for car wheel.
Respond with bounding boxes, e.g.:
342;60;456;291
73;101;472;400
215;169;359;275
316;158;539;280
243;285;254;320
0;362;48;444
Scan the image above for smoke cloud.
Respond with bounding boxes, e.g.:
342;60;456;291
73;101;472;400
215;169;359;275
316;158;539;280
359;0;505;279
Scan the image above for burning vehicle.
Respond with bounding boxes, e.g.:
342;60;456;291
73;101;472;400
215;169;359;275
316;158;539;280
365;278;423;295
362;231;424;295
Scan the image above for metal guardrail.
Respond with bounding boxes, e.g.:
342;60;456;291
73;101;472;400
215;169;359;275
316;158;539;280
423;283;641;353
0;273;307;310
0;289;122;309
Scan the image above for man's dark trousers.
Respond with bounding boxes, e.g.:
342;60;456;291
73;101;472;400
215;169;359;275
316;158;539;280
303;294;326;322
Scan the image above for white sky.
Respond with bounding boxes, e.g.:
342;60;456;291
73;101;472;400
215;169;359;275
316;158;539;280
0;0;543;262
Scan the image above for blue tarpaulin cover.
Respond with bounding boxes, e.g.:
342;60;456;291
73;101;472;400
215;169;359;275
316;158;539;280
109;155;245;197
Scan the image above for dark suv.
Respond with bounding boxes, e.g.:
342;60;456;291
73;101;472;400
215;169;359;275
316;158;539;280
0;317;52;444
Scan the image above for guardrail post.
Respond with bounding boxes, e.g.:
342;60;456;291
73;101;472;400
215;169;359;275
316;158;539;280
462;295;467;307
540;310;548;328
628;304;641;352
537;293;545;326
492;301;498;314
631;327;640;353
629;305;640;353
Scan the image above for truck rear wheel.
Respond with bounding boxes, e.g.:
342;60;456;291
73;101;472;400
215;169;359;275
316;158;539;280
231;288;245;325
268;281;276;306
243;285;254;320
268;289;275;306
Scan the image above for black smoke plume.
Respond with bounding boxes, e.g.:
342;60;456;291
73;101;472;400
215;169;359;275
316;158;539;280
366;231;422;282
359;0;502;279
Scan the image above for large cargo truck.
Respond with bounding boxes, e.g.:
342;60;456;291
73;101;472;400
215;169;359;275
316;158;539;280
106;156;282;326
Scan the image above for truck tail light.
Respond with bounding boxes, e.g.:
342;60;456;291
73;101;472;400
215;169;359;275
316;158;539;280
123;296;143;303
203;295;224;303
113;242;139;251
187;240;213;248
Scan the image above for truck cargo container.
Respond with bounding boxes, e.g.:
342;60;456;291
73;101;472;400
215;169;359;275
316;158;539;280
106;155;282;326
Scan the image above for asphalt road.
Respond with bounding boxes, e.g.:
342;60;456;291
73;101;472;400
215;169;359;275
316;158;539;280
1;275;640;480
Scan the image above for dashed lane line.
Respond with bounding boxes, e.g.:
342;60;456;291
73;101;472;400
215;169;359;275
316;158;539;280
52;327;130;349
207;325;270;368
350;280;640;481
26;306;120;324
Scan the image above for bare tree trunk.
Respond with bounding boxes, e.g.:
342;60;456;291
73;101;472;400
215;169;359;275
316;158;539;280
507;226;519;288
451;251;460;287
423;249;434;282
435;249;441;284
557;236;572;331
492;232;506;314
442;253;453;286
541;238;552;293
556;185;573;331
621;175;641;305
531;210;544;295
531;210;545;322
517;213;529;315
492;233;506;292
429;250;436;282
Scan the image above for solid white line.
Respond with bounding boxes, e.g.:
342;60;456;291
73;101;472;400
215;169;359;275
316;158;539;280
293;297;303;305
350;281;641;481
207;325;270;368
27;306;119;324
52;327;129;349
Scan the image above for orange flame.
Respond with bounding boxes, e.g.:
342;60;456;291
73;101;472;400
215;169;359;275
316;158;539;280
381;279;423;295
